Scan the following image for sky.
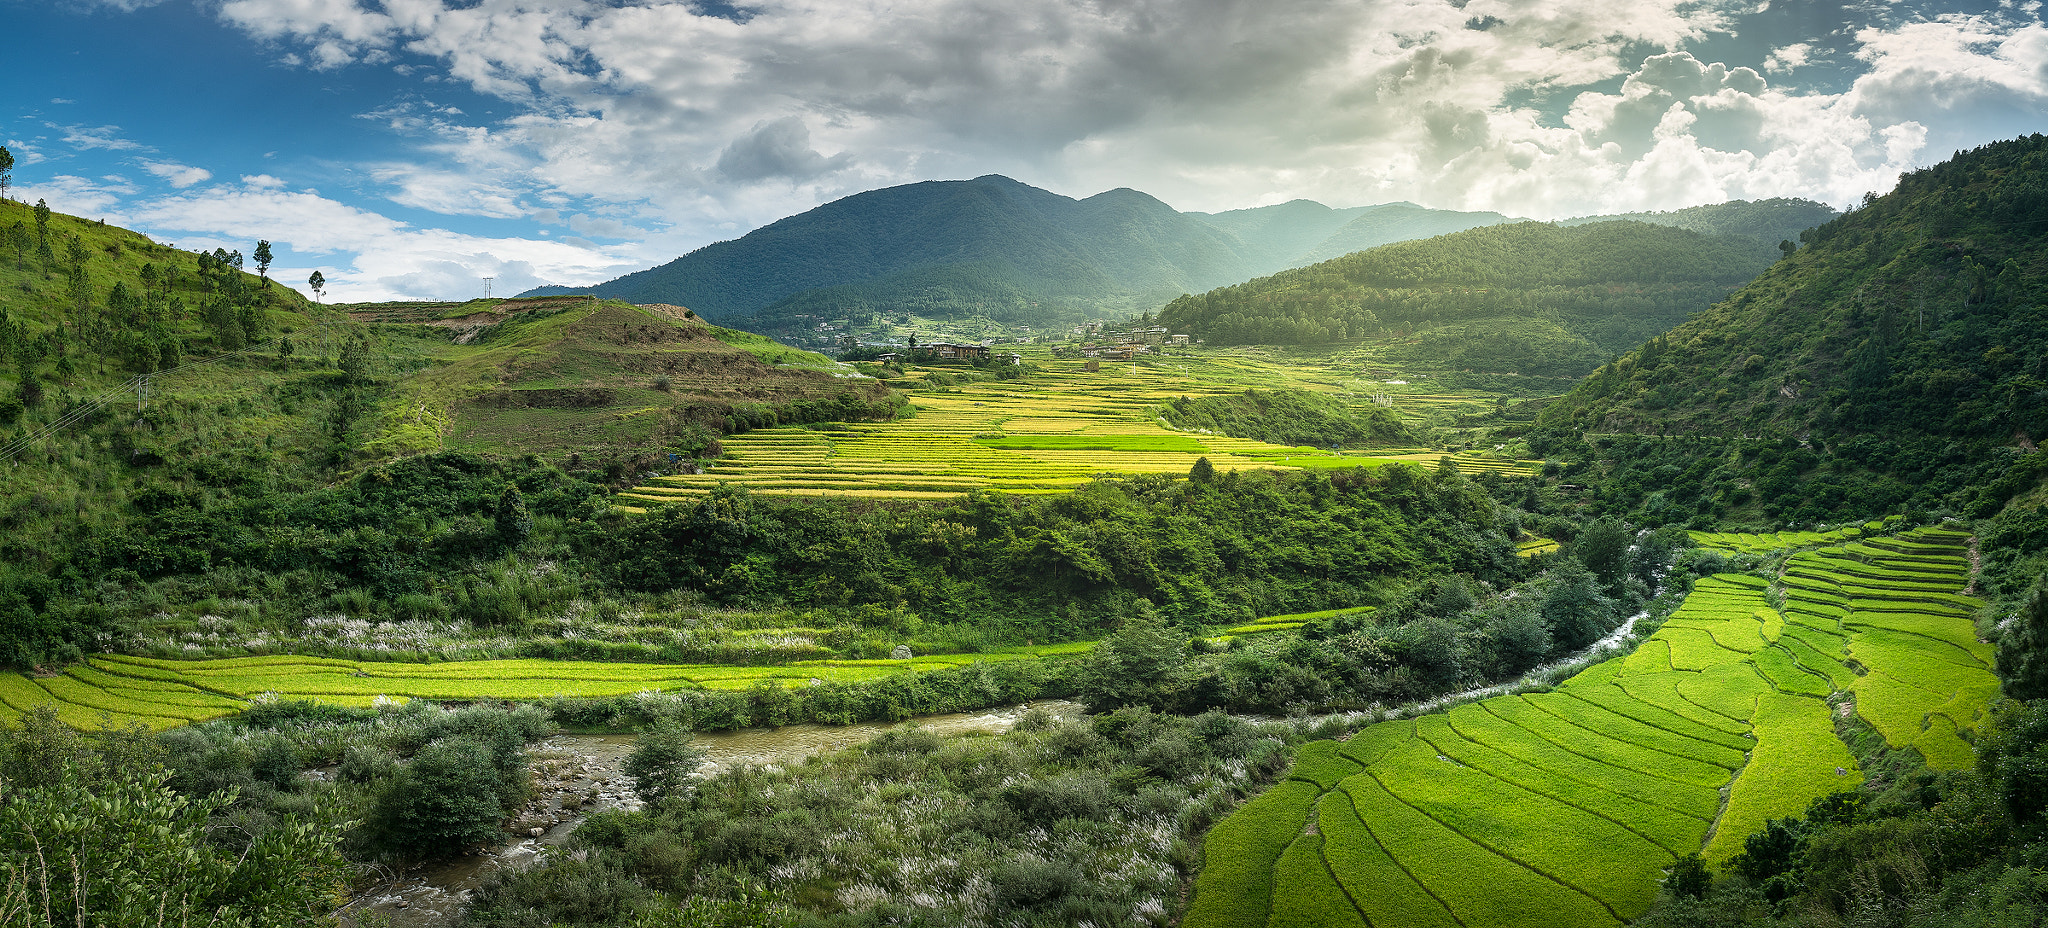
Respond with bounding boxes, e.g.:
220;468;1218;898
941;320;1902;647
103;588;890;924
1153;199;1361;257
4;0;2045;303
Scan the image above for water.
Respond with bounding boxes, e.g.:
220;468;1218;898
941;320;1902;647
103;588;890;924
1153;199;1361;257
337;700;1083;926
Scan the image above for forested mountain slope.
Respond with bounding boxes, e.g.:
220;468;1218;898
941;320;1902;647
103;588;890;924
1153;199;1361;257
1537;138;2048;447
1154;220;1776;376
526;175;1271;324
1558;197;1839;261
1526;135;2048;611
528;176;1830;339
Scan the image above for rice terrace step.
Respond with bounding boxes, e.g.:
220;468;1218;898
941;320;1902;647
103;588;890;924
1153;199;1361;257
1185;525;1998;928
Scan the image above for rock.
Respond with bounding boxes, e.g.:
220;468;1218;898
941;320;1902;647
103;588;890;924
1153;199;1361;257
529;827;546;837
892;644;913;660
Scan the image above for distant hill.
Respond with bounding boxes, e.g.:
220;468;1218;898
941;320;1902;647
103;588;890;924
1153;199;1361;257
1184;199;1379;266
354;297;893;460
528;177;1835;340
1557;197;1840;261
1155;219;1777;377
527;175;1271;326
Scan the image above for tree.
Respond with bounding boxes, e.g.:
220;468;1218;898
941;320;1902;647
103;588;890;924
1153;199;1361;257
1188;455;1216;483
0;708;353;926
1073;612;1190;710
1996;578;2048;700
32;199;50;258
253;239;273;287
1665;852;1712;900
1778;239;1797;259
1542;558;1616;651
307;270;325;302
338;336;369;382
1572;518;1632;590
624;718;705;806
0;144;13;201
367;737;510;860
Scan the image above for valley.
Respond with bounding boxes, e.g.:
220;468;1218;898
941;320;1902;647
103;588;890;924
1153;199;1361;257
1;136;2045;928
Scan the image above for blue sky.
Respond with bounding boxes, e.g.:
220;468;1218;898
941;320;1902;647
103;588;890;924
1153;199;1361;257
6;0;2045;302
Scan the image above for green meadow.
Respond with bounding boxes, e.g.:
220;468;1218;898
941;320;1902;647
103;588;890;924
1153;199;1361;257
1186;525;1999;928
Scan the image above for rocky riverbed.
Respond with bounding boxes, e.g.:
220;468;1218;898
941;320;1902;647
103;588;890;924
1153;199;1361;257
338;700;1084;926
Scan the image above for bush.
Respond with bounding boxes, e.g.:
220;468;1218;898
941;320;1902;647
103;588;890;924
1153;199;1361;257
625;719;705;806
367;736;515;860
990;854;1082;910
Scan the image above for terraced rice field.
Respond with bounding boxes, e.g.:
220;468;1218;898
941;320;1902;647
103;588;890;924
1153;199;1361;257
618;354;1537;504
1188;526;1997;928
0;644;1092;731
1688;517;1903;556
1220;606;1377;638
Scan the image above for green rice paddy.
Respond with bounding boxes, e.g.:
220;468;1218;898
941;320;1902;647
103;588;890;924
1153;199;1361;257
0;644;1090;731
1187;525;1999;928
618;352;1537;503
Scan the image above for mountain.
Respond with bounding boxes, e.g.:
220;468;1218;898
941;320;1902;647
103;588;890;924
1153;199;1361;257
1527;134;2048;540
529;177;1836;343
1154;219;1778;379
527;175;1271;326
1535;137;2048;452
1184;199;1379;265
1291;202;1521;265
1557;197;1840;261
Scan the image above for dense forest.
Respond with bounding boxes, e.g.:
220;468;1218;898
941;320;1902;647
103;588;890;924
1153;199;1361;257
1154;220;1777;375
1527;135;2048;602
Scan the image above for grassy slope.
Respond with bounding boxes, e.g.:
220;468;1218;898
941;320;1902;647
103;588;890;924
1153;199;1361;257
330;297;889;460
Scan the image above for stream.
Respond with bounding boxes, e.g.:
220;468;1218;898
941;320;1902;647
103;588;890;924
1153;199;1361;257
338;610;1654;925
338;700;1084;927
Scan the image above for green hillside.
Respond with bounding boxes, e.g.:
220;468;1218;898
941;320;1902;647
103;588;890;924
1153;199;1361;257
527;175;1272;326
1538;138;2048;445
1529;135;2048;537
334;297;894;461
1155;220;1777;376
1557;197;1839;261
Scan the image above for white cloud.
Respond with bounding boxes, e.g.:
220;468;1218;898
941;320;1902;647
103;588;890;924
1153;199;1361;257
43;0;2044;293
1765;43;1813;73
58;124;143;151
139;160;213;188
14;174;139;217
26;174;646;301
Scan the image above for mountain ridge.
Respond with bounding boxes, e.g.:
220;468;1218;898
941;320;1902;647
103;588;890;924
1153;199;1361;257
526;175;1836;336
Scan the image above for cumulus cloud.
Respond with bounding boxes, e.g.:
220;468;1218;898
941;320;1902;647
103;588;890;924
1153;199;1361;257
716;118;852;183
43;0;2047;291
139;160;212;188
58;124;143;151
20;174;644;301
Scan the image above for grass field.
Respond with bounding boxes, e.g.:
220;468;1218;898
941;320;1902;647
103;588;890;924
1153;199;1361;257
0;643;1093;730
1186;525;1999;928
618;350;1538;502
